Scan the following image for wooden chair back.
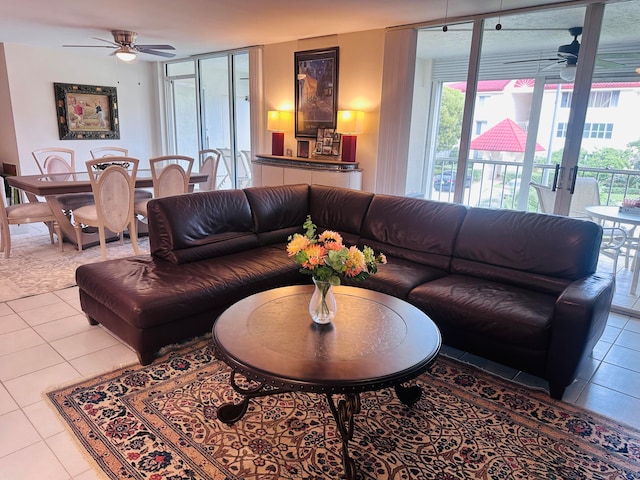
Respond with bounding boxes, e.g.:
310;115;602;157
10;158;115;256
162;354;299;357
32;148;75;179
85;157;139;234
90;147;129;159
149;155;194;198
198;149;221;191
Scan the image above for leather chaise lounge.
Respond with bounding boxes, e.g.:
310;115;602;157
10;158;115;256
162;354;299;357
75;184;614;399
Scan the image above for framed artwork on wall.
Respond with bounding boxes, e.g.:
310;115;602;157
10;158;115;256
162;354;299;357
294;47;339;138
53;83;120;140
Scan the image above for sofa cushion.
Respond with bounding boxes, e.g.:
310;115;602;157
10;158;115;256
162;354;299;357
451;208;602;294
76;245;303;330
309;185;374;245
244;184;309;245
342;256;449;298
359;196;468;271
408;274;555;353
148;189;257;264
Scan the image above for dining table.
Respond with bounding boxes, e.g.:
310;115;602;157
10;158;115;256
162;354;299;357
585;205;640;295
7;170;208;250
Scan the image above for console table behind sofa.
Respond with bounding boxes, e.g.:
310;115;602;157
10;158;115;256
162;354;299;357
75;184;614;399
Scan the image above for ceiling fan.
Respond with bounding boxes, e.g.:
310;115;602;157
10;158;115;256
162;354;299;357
504;27;626;81
63;30;176;62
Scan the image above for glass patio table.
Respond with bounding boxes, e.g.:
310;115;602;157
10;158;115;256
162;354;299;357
586;205;640;294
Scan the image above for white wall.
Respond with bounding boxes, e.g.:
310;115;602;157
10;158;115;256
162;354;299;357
0;45;19;174
2;43;161;175
263;29;385;192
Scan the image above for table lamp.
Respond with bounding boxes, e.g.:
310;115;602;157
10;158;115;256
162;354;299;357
336;110;364;163
267;111;291;156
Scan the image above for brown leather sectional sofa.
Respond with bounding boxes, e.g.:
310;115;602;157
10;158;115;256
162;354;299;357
75;183;614;399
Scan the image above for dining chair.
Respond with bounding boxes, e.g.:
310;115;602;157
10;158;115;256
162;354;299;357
90;147;129;159
0;176;62;258
198;149;221;191
31;147;95;214
134;155;194;219
32;148;76;178
73;157;140;260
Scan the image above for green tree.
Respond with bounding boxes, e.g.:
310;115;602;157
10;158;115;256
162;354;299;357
548;147;632;170
628;139;640;169
436;86;464;154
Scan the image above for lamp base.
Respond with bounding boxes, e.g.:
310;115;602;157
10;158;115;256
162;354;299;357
341;135;357;162
271;132;284;156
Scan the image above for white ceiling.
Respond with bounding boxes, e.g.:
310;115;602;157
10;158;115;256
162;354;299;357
0;0;592;61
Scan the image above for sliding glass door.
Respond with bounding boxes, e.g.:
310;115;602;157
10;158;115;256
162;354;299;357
164;50;251;190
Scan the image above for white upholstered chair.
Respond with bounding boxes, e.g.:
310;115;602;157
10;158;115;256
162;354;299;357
31;147;95;214
73;157;140;260
198;149;221;191
134;155;194;219
32;148;76;178
1;176;61;258
90;147;129;159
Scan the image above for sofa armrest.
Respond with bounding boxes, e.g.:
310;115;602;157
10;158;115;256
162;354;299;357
546;273;615;397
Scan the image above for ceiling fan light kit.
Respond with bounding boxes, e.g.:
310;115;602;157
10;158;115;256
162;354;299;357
560;63;577;81
63;30;176;61
115;46;136;62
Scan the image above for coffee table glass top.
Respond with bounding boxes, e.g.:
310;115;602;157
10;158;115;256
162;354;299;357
213;285;441;388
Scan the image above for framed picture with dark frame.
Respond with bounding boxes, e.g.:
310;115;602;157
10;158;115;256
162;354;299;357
294;47;339;138
53;82;120;140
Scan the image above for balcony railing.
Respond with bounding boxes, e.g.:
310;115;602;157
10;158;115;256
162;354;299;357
429;158;640;211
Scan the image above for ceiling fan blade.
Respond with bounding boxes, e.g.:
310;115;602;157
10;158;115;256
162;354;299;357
135;44;175;50
63;44;117;49
595;58;625;69
599;52;640;58
92;36;121;47
137;48;176;58
540;61;564;71
503;57;559;64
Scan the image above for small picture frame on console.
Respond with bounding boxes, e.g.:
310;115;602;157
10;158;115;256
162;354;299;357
313;128;341;158
297;140;310;158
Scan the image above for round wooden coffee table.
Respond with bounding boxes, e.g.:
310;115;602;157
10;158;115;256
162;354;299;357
212;285;441;480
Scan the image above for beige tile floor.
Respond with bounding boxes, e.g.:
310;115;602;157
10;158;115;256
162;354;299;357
0;288;638;478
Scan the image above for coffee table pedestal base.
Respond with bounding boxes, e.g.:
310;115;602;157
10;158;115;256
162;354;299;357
217;371;423;480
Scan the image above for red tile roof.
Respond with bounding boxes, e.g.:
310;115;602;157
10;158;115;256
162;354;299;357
470;118;545;152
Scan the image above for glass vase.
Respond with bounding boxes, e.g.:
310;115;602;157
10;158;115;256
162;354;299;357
309;279;337;324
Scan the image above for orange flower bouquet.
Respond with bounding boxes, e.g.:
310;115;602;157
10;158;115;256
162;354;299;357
287;216;387;324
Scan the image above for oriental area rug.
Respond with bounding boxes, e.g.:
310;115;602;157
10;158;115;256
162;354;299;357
46;338;640;480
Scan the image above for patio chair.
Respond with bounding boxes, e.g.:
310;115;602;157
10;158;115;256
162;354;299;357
530;177;632;274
